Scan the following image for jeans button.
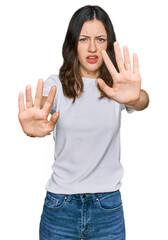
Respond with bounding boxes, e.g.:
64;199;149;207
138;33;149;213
82;194;86;198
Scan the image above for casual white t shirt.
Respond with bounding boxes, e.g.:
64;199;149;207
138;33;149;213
43;74;134;194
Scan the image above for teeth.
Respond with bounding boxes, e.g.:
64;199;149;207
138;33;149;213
88;57;97;59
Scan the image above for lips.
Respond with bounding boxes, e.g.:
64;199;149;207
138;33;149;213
86;55;99;63
86;55;98;59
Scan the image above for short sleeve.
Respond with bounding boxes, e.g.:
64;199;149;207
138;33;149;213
121;104;135;114
43;75;60;115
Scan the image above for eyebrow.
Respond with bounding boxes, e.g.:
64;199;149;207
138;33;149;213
79;35;107;38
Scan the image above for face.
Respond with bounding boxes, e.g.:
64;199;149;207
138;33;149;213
77;19;107;78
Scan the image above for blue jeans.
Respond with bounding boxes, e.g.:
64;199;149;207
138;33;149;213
39;190;126;239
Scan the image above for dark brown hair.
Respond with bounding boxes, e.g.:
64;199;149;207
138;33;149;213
59;5;119;103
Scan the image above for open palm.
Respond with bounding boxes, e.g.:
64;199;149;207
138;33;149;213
98;41;141;105
18;79;59;137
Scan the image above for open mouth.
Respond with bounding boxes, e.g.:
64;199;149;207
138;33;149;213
86;55;99;63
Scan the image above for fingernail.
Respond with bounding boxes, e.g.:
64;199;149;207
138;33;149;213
26;85;31;89
38;79;43;84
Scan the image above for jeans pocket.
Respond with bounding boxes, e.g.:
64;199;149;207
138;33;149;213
95;190;123;213
44;191;67;210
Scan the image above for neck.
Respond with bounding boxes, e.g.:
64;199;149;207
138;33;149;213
79;68;99;79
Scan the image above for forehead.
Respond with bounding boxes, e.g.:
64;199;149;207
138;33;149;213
80;19;107;35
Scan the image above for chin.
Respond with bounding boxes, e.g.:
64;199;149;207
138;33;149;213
86;63;102;71
79;61;102;77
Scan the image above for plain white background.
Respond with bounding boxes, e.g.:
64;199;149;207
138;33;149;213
0;0;168;239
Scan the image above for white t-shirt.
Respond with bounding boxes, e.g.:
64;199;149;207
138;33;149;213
43;74;134;194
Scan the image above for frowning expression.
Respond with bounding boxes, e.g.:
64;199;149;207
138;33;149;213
77;19;108;78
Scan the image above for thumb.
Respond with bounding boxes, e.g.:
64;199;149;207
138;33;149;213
97;78;105;87
48;112;59;130
97;78;115;99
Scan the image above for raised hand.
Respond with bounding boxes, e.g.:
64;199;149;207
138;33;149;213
97;41;141;106
18;79;59;137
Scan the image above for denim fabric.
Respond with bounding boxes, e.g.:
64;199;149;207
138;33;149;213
39;190;125;239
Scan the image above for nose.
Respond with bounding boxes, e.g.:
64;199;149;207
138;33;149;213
88;39;97;53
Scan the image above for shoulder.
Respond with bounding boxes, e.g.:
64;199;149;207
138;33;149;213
45;74;61;86
43;74;63;97
43;74;63;93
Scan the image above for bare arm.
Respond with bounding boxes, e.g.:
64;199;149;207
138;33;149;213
125;89;149;111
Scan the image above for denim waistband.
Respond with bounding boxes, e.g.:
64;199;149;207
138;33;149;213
47;190;120;203
73;190;119;198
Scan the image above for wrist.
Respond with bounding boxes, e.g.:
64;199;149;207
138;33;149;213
125;96;141;110
125;89;149;111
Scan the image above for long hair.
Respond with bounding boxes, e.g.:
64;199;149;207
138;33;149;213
59;5;119;103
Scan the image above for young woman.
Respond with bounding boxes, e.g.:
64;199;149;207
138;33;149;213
18;5;149;240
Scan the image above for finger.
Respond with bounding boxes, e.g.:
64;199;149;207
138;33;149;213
133;53;139;73
102;50;118;78
97;78;116;99
34;79;43;108
26;85;33;109
123;45;132;71
113;41;125;72
18;91;25;113
47;112;59;131
43;85;57;114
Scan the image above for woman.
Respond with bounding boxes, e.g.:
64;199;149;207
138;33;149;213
18;5;149;240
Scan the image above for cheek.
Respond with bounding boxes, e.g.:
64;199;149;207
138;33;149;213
98;43;107;61
99;42;108;51
77;45;85;58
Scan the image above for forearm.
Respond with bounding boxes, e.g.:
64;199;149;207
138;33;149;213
125;89;149;111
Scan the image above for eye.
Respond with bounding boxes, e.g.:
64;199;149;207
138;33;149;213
79;38;87;42
98;38;106;42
